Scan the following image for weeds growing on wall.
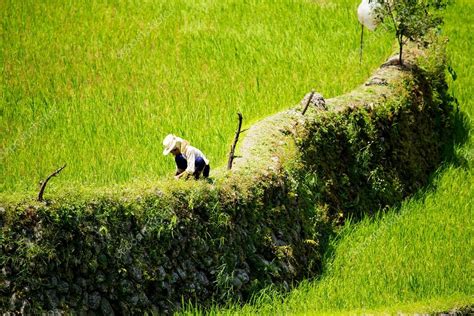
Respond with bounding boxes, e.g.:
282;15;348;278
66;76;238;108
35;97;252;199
0;38;455;314
295;49;454;225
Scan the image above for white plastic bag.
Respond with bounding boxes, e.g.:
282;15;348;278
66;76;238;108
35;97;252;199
357;0;380;31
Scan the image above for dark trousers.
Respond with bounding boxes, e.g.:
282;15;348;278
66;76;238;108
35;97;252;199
175;154;210;179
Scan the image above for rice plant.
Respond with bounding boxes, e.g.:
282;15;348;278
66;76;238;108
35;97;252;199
0;0;393;195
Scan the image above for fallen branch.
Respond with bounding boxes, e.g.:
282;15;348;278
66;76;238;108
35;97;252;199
227;113;243;170
38;164;66;202
302;90;315;115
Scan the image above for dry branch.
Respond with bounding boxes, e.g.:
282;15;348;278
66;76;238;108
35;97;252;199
38;164;66;202
302;90;315;115
227;112;243;170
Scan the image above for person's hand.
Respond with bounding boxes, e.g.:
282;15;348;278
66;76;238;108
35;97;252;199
175;172;186;180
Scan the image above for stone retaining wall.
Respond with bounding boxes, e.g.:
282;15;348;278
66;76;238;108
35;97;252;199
0;41;454;314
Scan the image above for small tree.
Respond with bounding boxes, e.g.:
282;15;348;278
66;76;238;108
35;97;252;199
374;0;447;65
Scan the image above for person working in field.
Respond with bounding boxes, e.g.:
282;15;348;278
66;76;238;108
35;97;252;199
163;134;210;180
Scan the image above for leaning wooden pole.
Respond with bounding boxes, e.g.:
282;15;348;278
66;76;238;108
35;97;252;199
302;90;315;115
38;164;66;202
359;24;364;64
227;112;243;170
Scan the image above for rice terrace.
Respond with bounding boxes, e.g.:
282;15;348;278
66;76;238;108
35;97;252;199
0;0;472;315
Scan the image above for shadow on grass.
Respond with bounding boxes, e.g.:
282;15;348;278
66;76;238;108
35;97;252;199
443;105;471;168
242;105;472;313
318;102;471;276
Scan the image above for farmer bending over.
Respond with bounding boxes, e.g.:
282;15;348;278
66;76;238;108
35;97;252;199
163;134;210;180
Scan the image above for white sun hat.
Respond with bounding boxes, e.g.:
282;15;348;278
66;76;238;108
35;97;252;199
163;134;182;155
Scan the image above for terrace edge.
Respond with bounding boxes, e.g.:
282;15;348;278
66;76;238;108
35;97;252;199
0;38;455;314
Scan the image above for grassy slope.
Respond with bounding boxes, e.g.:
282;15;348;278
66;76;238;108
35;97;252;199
180;1;474;315
0;0;393;195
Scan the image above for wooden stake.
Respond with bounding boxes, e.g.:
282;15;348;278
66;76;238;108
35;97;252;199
227;113;243;170
38;164;66;202
302;90;315;116
359;24;364;64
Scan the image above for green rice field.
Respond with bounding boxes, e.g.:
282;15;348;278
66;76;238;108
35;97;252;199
2;0;471;314
180;0;474;314
0;0;393;195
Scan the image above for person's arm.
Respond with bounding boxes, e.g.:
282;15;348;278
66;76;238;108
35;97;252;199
174;171;188;180
175;168;185;176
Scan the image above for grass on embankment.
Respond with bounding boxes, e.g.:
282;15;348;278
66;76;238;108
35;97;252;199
0;0;393;195
179;0;474;314
277;167;473;314
180;167;473;315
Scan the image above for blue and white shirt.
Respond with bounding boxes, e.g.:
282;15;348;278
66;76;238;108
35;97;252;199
182;144;210;174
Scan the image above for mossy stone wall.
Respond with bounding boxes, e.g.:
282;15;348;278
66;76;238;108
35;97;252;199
0;42;454;314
